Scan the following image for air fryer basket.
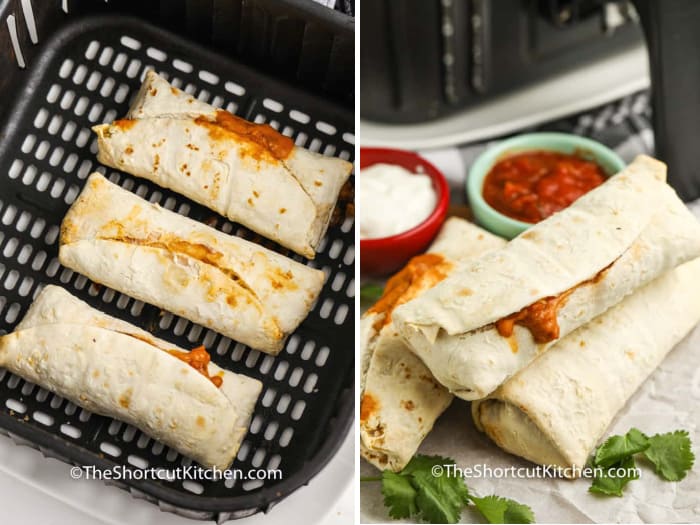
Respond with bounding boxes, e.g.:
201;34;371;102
0;1;354;522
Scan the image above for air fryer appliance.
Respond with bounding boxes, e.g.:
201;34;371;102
361;0;700;201
0;0;354;522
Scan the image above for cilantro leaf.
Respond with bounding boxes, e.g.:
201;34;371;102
379;455;468;523
376;455;535;524
642;430;695;481
593;428;649;468
470;495;535;524
412;470;469;524
382;470;418;519
589;455;639;497
361;284;384;303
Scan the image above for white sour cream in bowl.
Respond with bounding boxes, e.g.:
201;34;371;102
360;163;437;239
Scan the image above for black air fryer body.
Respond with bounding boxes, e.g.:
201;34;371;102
360;0;642;124
362;0;700;201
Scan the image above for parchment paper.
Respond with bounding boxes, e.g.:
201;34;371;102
360;322;700;523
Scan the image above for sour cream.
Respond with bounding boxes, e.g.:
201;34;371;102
360;163;437;239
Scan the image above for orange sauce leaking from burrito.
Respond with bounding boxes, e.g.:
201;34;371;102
169;346;223;388
495;261;613;343
113;119;137;131
495;295;570;343
194;110;294;162
368;253;453;330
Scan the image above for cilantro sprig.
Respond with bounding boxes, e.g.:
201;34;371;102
360;283;384;303
364;429;693;522
361;455;535;524
589;428;694;496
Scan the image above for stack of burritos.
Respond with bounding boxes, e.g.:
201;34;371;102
361;155;700;475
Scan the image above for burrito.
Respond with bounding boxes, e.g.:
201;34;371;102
472;257;700;475
93;70;353;258
59;173;325;355
360;218;506;471
393;156;700;400
0;285;262;469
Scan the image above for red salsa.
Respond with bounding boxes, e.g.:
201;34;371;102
482;151;607;223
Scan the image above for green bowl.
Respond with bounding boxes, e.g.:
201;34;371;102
466;132;626;239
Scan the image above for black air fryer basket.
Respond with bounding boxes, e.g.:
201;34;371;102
0;0;354;521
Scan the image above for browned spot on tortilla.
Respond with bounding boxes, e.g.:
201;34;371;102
458;288;472;296
625;350;635;359
507;335;518;354
401;400;415;411
267;267;298;292
119;389;132;409
579;340;586;347
153;153;160;172
149;88;158;96
125;145;134;155
521;230;539;241
92;370;100;378
360;393;379;423
253;190;260;198
194;110;293;162
314;180;322;187
186;143;199;151
59;217;79;245
196;416;206;428
419;374;443;390
495;259;615;344
363;450;389;466
170;87;178;95
247;198;254;206
113;119;137;131
368;253;453;330
478;234;484;240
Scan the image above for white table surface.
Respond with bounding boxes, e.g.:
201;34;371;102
0;426;353;524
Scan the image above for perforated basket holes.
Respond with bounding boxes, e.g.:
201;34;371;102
0;18;354;510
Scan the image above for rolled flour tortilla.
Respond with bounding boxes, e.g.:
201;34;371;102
59;173;325;355
0;285;262;469
394;156;700;399
360;218;506;471
93;70;353;258
472;257;700;475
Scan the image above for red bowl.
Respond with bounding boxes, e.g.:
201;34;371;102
360;148;450;276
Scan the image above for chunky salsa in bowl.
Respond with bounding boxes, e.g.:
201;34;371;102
467;133;626;238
